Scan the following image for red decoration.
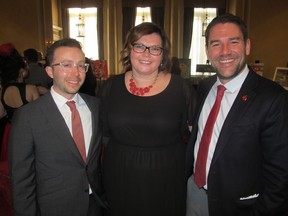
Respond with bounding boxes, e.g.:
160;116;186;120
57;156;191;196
91;60;108;80
129;78;153;96
128;73;158;96
0;43;15;57
252;66;260;71
242;95;248;101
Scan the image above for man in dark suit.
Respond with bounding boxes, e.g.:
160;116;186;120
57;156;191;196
186;13;288;216
9;38;107;215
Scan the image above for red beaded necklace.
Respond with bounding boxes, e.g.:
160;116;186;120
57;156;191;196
129;73;158;96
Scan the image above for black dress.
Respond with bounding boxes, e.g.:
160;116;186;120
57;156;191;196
101;73;192;216
1;83;29;160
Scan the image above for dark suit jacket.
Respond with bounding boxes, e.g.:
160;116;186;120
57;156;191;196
8;92;107;216
186;70;288;216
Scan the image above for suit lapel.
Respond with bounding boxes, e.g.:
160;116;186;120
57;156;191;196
80;94;99;163
39;93;85;163
211;71;259;164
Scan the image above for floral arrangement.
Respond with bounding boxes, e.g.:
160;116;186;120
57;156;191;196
92;60;108;80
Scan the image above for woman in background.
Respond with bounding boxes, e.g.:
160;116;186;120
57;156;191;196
0;43;39;161
101;22;194;216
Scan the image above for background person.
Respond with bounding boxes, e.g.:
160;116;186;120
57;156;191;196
0;43;39;161
0;42;39;216
23;48;52;95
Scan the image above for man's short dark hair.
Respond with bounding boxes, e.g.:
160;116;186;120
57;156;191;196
23;48;39;63
205;13;249;46
46;38;82;66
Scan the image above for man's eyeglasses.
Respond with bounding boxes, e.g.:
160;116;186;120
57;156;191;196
132;43;163;56
51;61;89;73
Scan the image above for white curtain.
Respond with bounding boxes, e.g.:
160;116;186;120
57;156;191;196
68;8;99;60
189;8;216;75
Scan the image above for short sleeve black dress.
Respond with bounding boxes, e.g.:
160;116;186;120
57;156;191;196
101;73;192;216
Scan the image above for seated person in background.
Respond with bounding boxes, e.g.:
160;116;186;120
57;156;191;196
23;48;52;95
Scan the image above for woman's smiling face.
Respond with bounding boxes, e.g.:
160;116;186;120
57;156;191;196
130;33;163;76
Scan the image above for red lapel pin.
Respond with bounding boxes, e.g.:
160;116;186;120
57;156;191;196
242;95;248;101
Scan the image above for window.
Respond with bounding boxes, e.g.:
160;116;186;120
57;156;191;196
68;8;98;60
135;7;152;26
189;8;217;75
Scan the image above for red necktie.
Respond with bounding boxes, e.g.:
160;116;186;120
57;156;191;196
66;101;86;162
194;85;226;188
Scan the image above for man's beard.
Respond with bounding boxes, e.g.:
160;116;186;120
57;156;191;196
213;59;246;81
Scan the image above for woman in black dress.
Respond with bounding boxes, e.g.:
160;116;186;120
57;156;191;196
101;22;194;216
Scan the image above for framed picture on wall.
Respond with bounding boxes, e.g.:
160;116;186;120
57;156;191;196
273;67;288;90
178;58;191;79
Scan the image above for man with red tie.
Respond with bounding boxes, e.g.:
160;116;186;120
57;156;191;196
9;38;108;216
186;13;288;216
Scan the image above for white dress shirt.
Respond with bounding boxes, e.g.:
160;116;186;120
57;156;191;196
50;86;92;157
194;65;249;189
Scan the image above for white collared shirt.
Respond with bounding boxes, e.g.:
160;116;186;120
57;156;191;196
194;65;249;189
50;86;92;157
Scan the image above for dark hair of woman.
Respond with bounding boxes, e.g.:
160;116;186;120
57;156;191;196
0;43;27;87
